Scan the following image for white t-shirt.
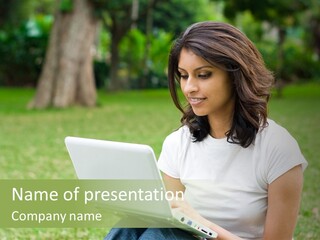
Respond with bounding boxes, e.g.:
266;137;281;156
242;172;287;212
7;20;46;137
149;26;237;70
157;119;307;240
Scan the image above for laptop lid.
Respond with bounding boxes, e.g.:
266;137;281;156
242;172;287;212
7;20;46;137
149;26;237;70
65;136;161;180
64;136;172;219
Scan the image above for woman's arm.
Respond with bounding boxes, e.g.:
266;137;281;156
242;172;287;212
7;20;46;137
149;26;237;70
263;164;303;239
163;164;304;240
161;172;185;195
162;172;242;240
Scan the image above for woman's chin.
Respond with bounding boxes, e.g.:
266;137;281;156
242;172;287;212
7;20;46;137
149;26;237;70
192;110;207;117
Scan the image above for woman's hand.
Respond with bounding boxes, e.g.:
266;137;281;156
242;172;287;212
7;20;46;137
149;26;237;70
170;198;243;240
170;198;208;226
163;173;243;240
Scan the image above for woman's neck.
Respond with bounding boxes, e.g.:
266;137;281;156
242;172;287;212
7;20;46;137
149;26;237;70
208;112;233;139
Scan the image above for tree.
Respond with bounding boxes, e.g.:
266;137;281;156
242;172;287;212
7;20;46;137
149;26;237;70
0;0;57;87
105;0;137;90
0;0;51;28
91;0;160;90
29;0;98;109
222;0;308;96
304;0;320;60
91;0;221;91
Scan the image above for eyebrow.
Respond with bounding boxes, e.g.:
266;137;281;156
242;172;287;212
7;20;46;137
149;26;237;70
178;65;213;71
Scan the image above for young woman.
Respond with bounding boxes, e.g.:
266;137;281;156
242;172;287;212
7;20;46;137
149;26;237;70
105;21;307;240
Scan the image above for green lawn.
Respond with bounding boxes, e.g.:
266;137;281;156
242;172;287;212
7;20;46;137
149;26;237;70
0;83;319;239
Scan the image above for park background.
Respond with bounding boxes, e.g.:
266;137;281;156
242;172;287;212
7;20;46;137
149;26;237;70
0;0;319;239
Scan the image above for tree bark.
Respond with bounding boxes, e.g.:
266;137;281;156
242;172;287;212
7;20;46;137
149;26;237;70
109;19;123;91
29;0;98;109
107;10;132;91
275;27;286;98
311;16;320;61
141;0;154;88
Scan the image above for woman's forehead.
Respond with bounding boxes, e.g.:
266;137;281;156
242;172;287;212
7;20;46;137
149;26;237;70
178;48;224;71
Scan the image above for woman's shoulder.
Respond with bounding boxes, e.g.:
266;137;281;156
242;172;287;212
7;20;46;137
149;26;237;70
164;125;192;142
259;119;296;144
161;125;194;151
256;119;302;155
256;118;307;183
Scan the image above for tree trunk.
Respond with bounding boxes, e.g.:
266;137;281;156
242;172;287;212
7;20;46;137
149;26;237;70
107;0;142;91
107;11;133;91
311;16;320;61
29;0;98;109
108;20;122;91
275;27;286;98
141;0;154;89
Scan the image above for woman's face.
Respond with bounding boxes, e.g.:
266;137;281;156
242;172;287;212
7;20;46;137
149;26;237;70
178;48;235;120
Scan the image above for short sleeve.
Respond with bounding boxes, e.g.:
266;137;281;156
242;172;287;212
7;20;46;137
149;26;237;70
157;130;181;178
265;124;308;184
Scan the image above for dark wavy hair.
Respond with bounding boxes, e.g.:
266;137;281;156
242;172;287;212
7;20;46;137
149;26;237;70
168;21;274;148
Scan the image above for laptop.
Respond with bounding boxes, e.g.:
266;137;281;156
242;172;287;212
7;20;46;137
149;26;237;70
65;136;218;239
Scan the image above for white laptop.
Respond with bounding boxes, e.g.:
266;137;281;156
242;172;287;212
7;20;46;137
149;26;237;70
65;136;218;239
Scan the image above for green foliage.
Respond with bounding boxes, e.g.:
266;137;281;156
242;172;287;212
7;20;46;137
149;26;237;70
256;32;320;82
0;15;52;86
148;30;173;87
151;0;225;37
93;26;111;89
118;29;173;88
234;11;264;42
230;6;320;82
59;0;73;13
96;26;111;60
255;40;277;75
119;28;146;81
0;0;55;29
90;0;133;23
224;0;307;27
282;39;320;81
0;0;33;28
94;60;109;89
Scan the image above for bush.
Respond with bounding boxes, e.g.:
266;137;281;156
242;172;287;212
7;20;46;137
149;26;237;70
0;15;52;87
148;30;172;88
257;38;320;83
283;40;320;81
118;29;172;89
94;60;109;89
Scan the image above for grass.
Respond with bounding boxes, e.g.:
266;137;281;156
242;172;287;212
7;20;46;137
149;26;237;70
0;82;319;239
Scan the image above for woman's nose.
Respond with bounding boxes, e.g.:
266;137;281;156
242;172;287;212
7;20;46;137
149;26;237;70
182;77;198;94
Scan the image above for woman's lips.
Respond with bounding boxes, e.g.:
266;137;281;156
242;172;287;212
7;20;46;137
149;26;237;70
188;97;206;106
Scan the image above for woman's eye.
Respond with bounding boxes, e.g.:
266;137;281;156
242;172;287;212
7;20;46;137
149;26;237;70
198;72;212;79
180;75;188;80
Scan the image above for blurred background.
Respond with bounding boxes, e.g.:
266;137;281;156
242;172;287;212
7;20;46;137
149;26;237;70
0;0;319;108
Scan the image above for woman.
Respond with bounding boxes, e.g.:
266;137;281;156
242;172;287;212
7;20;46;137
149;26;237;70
105;21;307;240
